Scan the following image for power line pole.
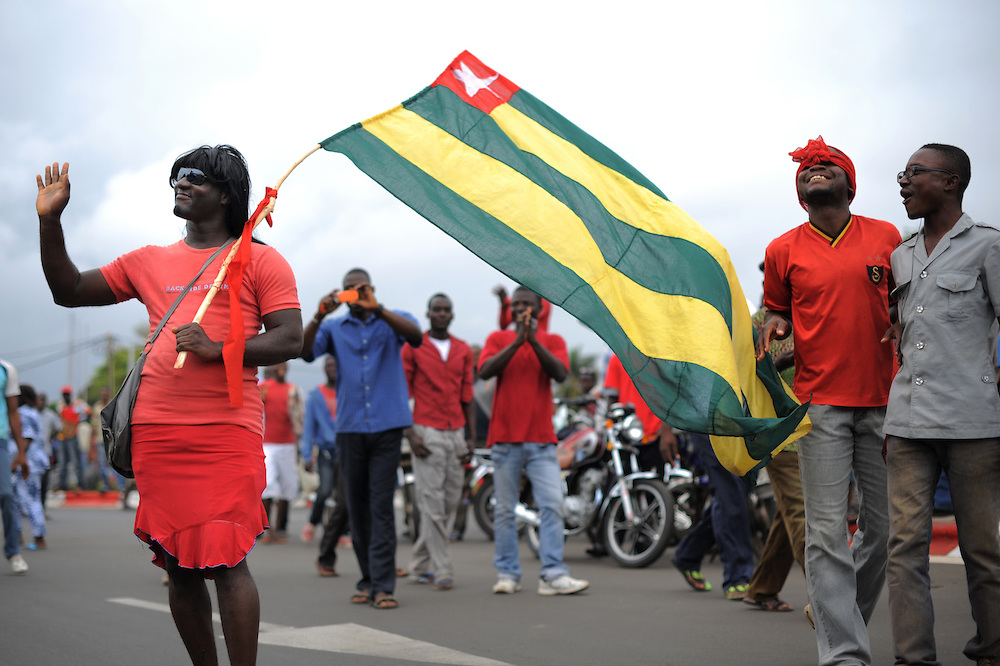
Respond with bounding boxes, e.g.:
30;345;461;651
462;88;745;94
106;332;115;394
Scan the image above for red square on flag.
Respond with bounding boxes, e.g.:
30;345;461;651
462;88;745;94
432;50;519;114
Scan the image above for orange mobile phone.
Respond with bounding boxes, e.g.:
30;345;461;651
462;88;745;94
338;289;359;303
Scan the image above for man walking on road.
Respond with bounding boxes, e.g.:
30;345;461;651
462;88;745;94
302;268;422;610
758;136;901;665
479;286;588;596
1;358;30;574
403;293;476;591
882;144;1000;666
260;362;304;543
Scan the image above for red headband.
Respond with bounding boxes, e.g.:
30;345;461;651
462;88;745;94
790;135;856;211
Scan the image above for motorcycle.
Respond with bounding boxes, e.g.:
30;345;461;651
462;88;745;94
519;399;675;568
662;430;776;555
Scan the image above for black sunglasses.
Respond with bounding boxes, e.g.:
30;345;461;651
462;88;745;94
897;165;955;183
170;167;211;187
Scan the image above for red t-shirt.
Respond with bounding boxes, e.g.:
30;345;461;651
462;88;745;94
763;215;900;406
261;379;298;444
402;332;474;431
480;329;569;445
603;354;662;441
100;240;299;433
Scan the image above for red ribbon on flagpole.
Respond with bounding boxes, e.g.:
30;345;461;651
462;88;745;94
221;187;277;407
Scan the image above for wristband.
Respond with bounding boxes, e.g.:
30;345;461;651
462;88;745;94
374;303;385;317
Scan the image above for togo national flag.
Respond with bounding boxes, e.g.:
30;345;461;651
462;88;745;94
320;51;810;476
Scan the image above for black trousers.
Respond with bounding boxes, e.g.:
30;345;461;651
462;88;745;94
338;429;402;595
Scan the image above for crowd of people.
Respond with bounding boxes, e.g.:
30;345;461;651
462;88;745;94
1;137;994;666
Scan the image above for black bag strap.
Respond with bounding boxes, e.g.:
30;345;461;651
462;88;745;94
143;238;236;352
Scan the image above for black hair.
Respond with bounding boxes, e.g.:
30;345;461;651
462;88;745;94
921;143;971;197
427;292;451;309
18;383;37;407
343;267;371;283
170;145;251;238
512;285;542;308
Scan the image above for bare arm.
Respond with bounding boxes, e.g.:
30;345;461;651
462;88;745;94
461;399;476;461
301;290;343;360
172;308;303;367
6;396;29;480
36;162;117;307
354;284;421;345
525;326;568;382
755;310;793;361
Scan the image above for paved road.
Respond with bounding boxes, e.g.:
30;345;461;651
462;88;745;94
1;503;977;665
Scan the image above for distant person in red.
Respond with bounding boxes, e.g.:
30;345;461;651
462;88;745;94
758;136;899;664
403;293;475;590
480;286;588;596
259;362;303;543
494;284;550;332
603;354;678;473
35;145;302;665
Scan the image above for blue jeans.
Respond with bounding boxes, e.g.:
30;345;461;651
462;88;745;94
672;433;755;588
798;405;889;666
338;429;402;596
58;436;87;490
492;443;569;582
0;439;21;559
886;436;1000;664
308;448;337;527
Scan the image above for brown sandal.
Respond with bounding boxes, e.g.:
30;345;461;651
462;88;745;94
372;593;398;609
744;596;793;612
350;590;371;604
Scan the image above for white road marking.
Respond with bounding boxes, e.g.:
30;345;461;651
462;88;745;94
108;598;511;665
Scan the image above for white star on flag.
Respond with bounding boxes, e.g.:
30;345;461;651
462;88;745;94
452;61;500;98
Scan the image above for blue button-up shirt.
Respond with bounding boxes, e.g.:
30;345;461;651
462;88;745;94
301;386;337;461
310;310;419;434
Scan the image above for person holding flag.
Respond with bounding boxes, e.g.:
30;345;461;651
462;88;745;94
35;145;302;665
758;137;900;665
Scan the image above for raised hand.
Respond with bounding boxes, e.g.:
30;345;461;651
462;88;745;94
354;282;378;311
36;162;71;219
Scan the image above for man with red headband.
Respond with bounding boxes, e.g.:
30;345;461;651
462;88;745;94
758;137;901;665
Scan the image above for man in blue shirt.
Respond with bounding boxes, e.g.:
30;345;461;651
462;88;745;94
302;268;421;610
301;356;339;545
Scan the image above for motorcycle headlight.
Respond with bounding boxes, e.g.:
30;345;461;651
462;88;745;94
622;414;644;444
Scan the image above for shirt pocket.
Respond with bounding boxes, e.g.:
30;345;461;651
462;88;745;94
936;271;978;321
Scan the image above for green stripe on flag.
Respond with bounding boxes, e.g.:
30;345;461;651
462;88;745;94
324;122;764;439
404;85;734;330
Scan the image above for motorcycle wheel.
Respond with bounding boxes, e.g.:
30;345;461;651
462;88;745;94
667;479;708;546
601;479;674;568
472;476;497;540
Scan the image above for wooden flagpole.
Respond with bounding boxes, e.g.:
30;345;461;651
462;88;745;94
174;144;322;369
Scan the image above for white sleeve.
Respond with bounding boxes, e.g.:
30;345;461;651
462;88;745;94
1;360;20;398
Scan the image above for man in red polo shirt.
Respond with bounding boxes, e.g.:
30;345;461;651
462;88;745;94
758;136;900;665
480;286;589;596
402;293;475;590
259;362;304;543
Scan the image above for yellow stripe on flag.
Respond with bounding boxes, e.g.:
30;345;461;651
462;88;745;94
362;107;742;396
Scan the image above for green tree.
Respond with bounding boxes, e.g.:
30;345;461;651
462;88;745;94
85;346;141;403
84;325;146;403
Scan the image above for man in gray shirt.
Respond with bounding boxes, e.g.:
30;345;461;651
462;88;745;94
883;144;1000;666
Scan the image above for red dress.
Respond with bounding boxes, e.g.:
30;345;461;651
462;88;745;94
100;240;299;573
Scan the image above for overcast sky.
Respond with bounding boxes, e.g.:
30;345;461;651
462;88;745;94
2;0;998;398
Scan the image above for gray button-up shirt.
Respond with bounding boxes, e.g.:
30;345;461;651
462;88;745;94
884;213;1000;439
